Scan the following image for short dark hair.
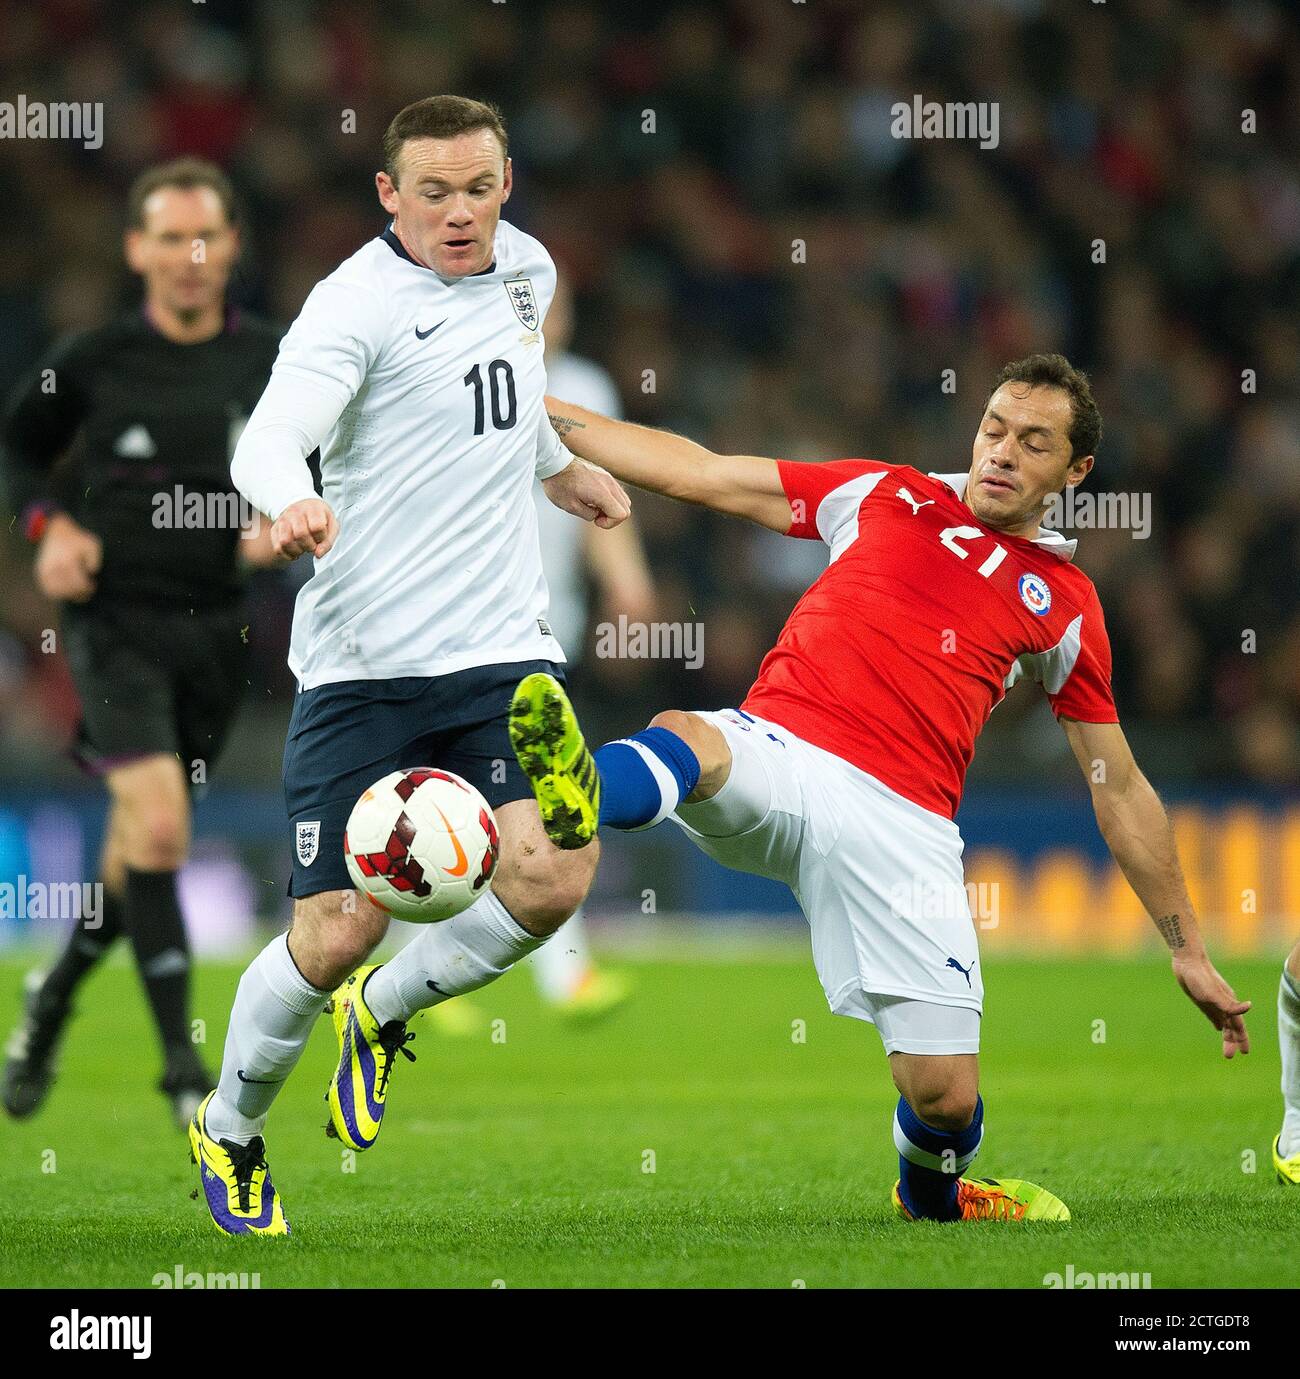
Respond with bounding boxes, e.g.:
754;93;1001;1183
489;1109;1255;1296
383;95;508;184
126;158;238;229
991;353;1102;460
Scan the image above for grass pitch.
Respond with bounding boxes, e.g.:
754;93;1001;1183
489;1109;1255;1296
0;950;1293;1288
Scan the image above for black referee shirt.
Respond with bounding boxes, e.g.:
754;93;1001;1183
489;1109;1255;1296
2;308;282;610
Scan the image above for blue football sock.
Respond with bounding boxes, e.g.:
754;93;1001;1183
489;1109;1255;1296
893;1094;984;1221
594;727;701;830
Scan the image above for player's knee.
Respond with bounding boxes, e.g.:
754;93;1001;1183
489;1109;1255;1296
334;897;389;961
125;807;189;870
499;845;596;933
911;1085;979;1132
649;709;705;752
315;929;378;984
109;763;190;868
291;892;387;988
649;708;728;798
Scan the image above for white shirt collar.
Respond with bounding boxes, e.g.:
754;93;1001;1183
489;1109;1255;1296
927;471;1078;562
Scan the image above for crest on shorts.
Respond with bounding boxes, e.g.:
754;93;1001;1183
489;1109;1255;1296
505;277;538;330
296;820;321;867
1018;572;1052;616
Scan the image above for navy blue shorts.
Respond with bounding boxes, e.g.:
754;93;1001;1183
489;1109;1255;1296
283;659;563;898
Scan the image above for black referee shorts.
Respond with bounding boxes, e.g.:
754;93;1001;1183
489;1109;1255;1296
61;601;250;782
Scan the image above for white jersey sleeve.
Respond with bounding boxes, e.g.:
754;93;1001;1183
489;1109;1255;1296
231;275;390;520
535;409;571;480
274;273;390;406
229;372;333;521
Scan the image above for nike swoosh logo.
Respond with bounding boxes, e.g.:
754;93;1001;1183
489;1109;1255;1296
433;805;469;876
414;320;448;339
236;1069;280;1085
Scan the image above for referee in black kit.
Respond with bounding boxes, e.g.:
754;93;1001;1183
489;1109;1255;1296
2;159;284;1127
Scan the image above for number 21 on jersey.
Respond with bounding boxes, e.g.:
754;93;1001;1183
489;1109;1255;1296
895;483;1008;578
939;526;1007;578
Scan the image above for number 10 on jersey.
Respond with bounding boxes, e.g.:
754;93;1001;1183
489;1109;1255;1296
464;360;517;435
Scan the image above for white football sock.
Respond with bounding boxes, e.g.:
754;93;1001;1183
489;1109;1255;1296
365;889;548;1026
1278;963;1300;1157
527;905;593;1003
205;932;330;1145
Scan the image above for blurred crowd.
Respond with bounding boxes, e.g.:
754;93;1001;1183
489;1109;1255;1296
1;0;1298;789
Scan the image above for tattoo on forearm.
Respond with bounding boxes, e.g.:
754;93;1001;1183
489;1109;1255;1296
1155;913;1186;950
548;413;586;439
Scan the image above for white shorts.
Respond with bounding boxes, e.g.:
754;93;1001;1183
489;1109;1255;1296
672;709;982;1055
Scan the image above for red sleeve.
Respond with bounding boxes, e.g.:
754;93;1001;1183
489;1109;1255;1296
777;459;892;540
1048;586;1119;723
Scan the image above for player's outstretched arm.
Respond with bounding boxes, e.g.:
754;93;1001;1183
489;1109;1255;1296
232;273;392;561
231;372;343;560
1062;717;1251;1058
545;397;793;533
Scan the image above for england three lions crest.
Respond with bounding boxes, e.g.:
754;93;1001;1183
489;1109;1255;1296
295;820;320;867
505;278;539;331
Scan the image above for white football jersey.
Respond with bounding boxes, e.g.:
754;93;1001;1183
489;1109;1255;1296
532;352;624;656
267;219;569;689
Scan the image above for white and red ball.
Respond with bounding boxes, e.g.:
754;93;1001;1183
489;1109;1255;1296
343;768;499;922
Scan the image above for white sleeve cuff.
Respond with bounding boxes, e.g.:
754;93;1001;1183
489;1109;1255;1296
535;409;573;481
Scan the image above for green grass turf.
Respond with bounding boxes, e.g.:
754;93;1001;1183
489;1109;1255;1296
0;950;1294;1288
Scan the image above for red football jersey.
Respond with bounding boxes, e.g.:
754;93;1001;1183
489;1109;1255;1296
741;461;1118;818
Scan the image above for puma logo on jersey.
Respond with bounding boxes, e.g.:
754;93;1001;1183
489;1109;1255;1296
896;486;934;515
114;424;156;458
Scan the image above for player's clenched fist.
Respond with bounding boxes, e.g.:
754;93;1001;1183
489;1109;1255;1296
541;458;631;529
35;512;102;603
272;498;339;560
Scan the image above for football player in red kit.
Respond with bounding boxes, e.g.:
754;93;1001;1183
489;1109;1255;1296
508;353;1250;1224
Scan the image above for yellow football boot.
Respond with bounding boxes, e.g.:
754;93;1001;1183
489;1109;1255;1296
188;1091;289;1236
892;1175;1070;1222
1272;1135;1300;1185
324;966;416;1150
508;673;599;850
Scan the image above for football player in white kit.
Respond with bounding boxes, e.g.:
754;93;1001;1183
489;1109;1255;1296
187;96;630;1235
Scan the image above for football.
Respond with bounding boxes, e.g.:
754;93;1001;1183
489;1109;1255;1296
343;768;500;922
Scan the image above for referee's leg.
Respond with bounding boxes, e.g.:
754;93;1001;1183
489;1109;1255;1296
104;754;208;1099
34;800;128;1007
